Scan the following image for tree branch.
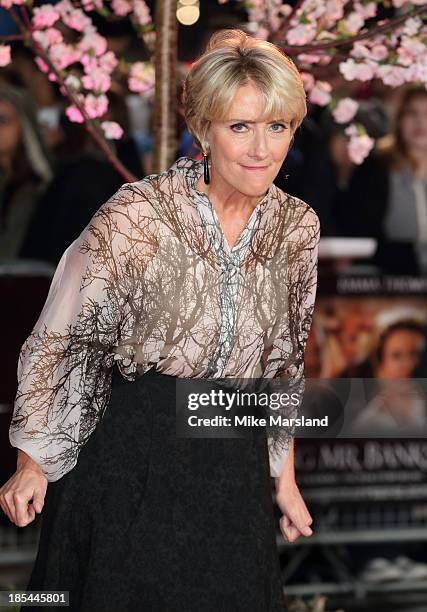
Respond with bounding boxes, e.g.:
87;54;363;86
276;4;427;54
5;6;137;183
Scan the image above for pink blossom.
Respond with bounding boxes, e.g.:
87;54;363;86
309;81;332;106
268;15;281;33
345;124;358;138
354;1;377;19
350;41;370;59
111;0;132;16
347;133;375;164
99;51;119;73
278;4;292;18
49;43;81;70
33;28;63;50
65;105;84;123
82;69;111;93
84;93;108;119
391;0;406;7
64;74;82;91
369;44;388;62
255;26;270;40
81;54;98;73
298;53;323;65
399;38;426;62
287;24;317;46
34;56;49;73
397;46;415;67
323;0;344;23
128;62;155;94
101;121;124;140
318;55;333;66
133;0;152;27
343;12;364;35
406;62;427;83
300;72;315;92
377;65;408;87
79;31;107;56
0;45;11;67
247;8;265;23
0;0;24;8
403;17;422;37
81;0;103;9
32;5;60;29
62;9;91;32
303;0;327;21
339;58;376;81
332;98;359;124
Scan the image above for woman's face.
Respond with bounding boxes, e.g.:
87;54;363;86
377;329;425;379
0;99;22;158
206;81;293;198
399;95;427;152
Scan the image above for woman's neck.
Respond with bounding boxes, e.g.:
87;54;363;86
195;173;264;214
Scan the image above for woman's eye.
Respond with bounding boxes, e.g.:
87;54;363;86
270;123;288;132
230;123;247;132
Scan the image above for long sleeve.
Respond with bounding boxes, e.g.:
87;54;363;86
267;205;320;478
9;183;144;482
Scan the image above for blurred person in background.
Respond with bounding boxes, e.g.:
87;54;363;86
354;319;427;434
0;85;53;261
374;85;427;275
275;100;390;238
20;87;145;265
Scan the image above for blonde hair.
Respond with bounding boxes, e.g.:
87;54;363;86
181;29;307;153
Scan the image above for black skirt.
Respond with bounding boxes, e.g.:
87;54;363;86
22;365;286;611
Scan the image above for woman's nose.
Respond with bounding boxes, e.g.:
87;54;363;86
248;130;268;158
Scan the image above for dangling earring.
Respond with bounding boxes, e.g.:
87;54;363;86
203;151;210;185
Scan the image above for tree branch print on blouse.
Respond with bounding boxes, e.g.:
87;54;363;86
9;157;320;481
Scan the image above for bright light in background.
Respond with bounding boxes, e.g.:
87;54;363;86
176;0;200;26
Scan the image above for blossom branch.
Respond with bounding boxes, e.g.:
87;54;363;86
278;4;427;53
34;42;137;182
3;2;137;183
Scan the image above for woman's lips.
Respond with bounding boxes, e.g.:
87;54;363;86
241;165;269;171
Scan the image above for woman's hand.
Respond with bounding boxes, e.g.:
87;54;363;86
0;454;47;527
275;480;313;543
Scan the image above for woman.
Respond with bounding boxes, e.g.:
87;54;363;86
0;30;318;611
374;85;427;275
0;84;53;260
353;319;427;434
274;100;389;239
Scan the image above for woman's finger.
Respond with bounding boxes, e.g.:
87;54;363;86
282;521;302;543
14;491;34;527
4;493;17;524
281;514;291;528
0;497;13;523
32;489;45;514
285;499;313;537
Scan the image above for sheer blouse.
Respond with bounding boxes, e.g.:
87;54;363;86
9;156;320;481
